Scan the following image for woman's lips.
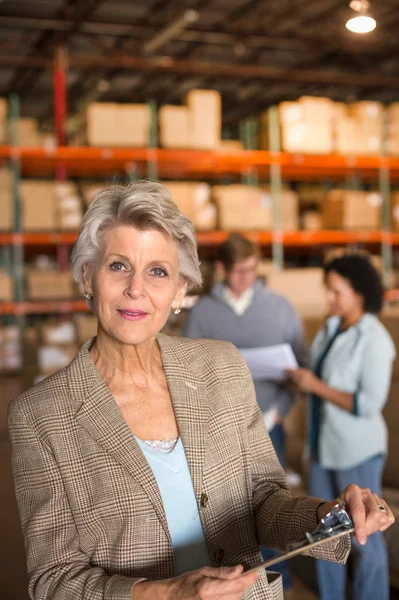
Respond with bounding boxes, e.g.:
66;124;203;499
117;309;148;321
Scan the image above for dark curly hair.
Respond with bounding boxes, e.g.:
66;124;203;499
324;254;384;314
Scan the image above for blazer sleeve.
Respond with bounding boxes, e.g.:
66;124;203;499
9;399;145;600
240;358;350;563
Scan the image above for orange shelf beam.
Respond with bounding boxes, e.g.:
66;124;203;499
2;291;399;316
1;146;399;179
1;230;399;247
0;300;89;315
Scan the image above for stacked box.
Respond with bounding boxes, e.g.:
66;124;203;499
74;315;98;344
0;325;22;372
278;97;334;154
387;103;399;156
25;268;74;300
267;268;328;317
322;189;381;229
186;90;221;150
218;140;243;151
0;269;13;301
55;182;83;230
0;168;13;230
159;105;190;148
87;103;150;147
302;210;322;231
391;192;399;231
0;98;7;144
334;101;382;155
212;185;272;230
81;182;107;206
20;180;57;230
263;187;299;231
162;181;217;230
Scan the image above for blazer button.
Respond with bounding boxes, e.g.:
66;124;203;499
200;493;208;508
215;548;225;564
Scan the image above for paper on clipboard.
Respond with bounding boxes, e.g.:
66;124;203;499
239;344;298;381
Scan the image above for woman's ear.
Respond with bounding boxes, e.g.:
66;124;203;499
174;278;188;307
82;264;94;296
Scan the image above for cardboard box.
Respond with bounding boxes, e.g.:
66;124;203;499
212;185;272;230
387;103;399;156
81;183;107;206
0;168;13;230
38;343;78;374
20;180;57;230
186;90;221;150
0;269;13;301
0;98;7;144
267;268;328;316
87;103;150;147
334;102;382;155
263;187;299;231
322;189;381;229
26;269;74;300
121;104;150;147
279;97;334;154
162;181;216;230
40;321;77;345
218;140;243;151
391;192;399;231
159;105;190;148
18;118;40;147
55;182;83;230
74;315;98;343
302;210;322;231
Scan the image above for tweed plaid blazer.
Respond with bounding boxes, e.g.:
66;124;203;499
9;334;350;600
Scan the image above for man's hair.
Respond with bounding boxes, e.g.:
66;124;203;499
217;233;260;272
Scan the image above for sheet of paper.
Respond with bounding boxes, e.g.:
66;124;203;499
238;344;298;381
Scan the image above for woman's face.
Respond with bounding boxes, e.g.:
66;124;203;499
225;255;258;297
325;270;363;318
84;225;187;347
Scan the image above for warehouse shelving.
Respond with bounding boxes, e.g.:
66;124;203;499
1;145;399;180
0;300;89;316
2;230;399;248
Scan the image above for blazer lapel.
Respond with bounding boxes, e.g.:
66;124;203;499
158;334;209;501
69;343;169;536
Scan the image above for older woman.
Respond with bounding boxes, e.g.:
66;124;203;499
9;182;394;600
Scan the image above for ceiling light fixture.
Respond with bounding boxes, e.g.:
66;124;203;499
345;0;376;34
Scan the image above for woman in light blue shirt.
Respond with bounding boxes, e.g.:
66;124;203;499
288;254;396;600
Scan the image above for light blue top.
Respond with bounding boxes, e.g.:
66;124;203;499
135;436;211;575
309;313;396;470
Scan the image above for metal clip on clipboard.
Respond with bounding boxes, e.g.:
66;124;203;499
247;502;354;575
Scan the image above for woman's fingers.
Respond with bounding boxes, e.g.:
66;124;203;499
341;484;367;544
197;565;259;598
340;485;395;545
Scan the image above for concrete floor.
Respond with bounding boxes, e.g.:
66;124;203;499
1;375;398;600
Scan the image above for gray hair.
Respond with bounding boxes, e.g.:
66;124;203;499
71;180;202;290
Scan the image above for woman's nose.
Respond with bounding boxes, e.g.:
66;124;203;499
124;273;145;298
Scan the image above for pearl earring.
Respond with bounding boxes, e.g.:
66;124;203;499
173;307;181;315
84;293;92;300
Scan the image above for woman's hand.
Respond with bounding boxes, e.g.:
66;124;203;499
132;565;259;600
286;368;320;394
318;484;395;546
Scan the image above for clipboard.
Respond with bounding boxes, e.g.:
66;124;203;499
246;502;354;575
246;527;354;574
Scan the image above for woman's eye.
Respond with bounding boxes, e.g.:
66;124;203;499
110;262;127;271
152;267;167;277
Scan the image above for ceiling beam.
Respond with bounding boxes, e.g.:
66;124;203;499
0;15;393;54
1;53;399;89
